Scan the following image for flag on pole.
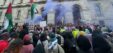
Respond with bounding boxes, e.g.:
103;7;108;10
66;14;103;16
31;3;36;19
4;3;13;31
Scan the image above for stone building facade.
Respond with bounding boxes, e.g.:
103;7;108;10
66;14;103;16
0;0;113;29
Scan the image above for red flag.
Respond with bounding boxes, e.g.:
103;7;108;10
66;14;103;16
4;3;13;31
6;3;12;14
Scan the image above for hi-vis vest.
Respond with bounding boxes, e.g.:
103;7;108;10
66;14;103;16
72;29;79;38
72;30;86;39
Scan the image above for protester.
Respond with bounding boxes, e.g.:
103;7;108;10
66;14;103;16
4;39;23;53
48;32;65;53
18;24;29;39
62;32;77;53
9;32;19;44
77;34;92;53
20;34;34;53
0;23;113;53
32;32;40;47
92;28;112;53
33;40;45;53
40;33;49;53
0;32;9;53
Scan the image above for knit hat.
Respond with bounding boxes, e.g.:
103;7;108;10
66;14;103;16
79;31;86;36
48;33;58;49
23;34;31;41
49;33;57;42
49;33;56;39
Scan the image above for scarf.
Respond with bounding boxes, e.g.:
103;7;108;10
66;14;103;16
48;39;58;49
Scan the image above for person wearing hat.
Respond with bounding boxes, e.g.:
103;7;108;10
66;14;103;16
0;32;9;53
48;33;65;53
62;32;77;53
33;33;46;53
76;34;92;53
92;33;112;53
40;33;49;53
4;39;23;53
18;24;29;39
20;34;34;53
72;28;79;39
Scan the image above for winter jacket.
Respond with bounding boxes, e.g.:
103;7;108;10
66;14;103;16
48;44;65;53
20;44;34;53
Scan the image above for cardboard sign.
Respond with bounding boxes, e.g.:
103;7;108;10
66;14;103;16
40;21;47;27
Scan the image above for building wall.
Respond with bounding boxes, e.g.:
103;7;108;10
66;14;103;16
0;0;113;29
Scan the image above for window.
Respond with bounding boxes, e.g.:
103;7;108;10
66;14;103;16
2;0;7;6
72;4;81;25
0;11;2;19
16;10;21;20
27;9;31;18
12;0;14;4
94;3;103;17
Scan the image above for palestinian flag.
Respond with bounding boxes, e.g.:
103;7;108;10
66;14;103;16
31;3;36;19
4;3;13;31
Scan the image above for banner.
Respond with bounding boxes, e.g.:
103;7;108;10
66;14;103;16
39;21;47;27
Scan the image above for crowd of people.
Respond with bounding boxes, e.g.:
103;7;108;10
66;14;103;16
0;23;113;53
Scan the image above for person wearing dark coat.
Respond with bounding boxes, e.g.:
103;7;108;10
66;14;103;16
33;33;47;53
20;34;34;53
92;34;112;53
33;42;45;53
76;35;91;53
62;32;77;53
18;24;29;39
32;33;40;47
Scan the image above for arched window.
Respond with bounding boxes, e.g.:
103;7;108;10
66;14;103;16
27;9;31;19
94;3;103;17
72;4;81;25
15;10;21;20
55;4;65;25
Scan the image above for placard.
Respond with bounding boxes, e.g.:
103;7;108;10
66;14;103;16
40;21;47;27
